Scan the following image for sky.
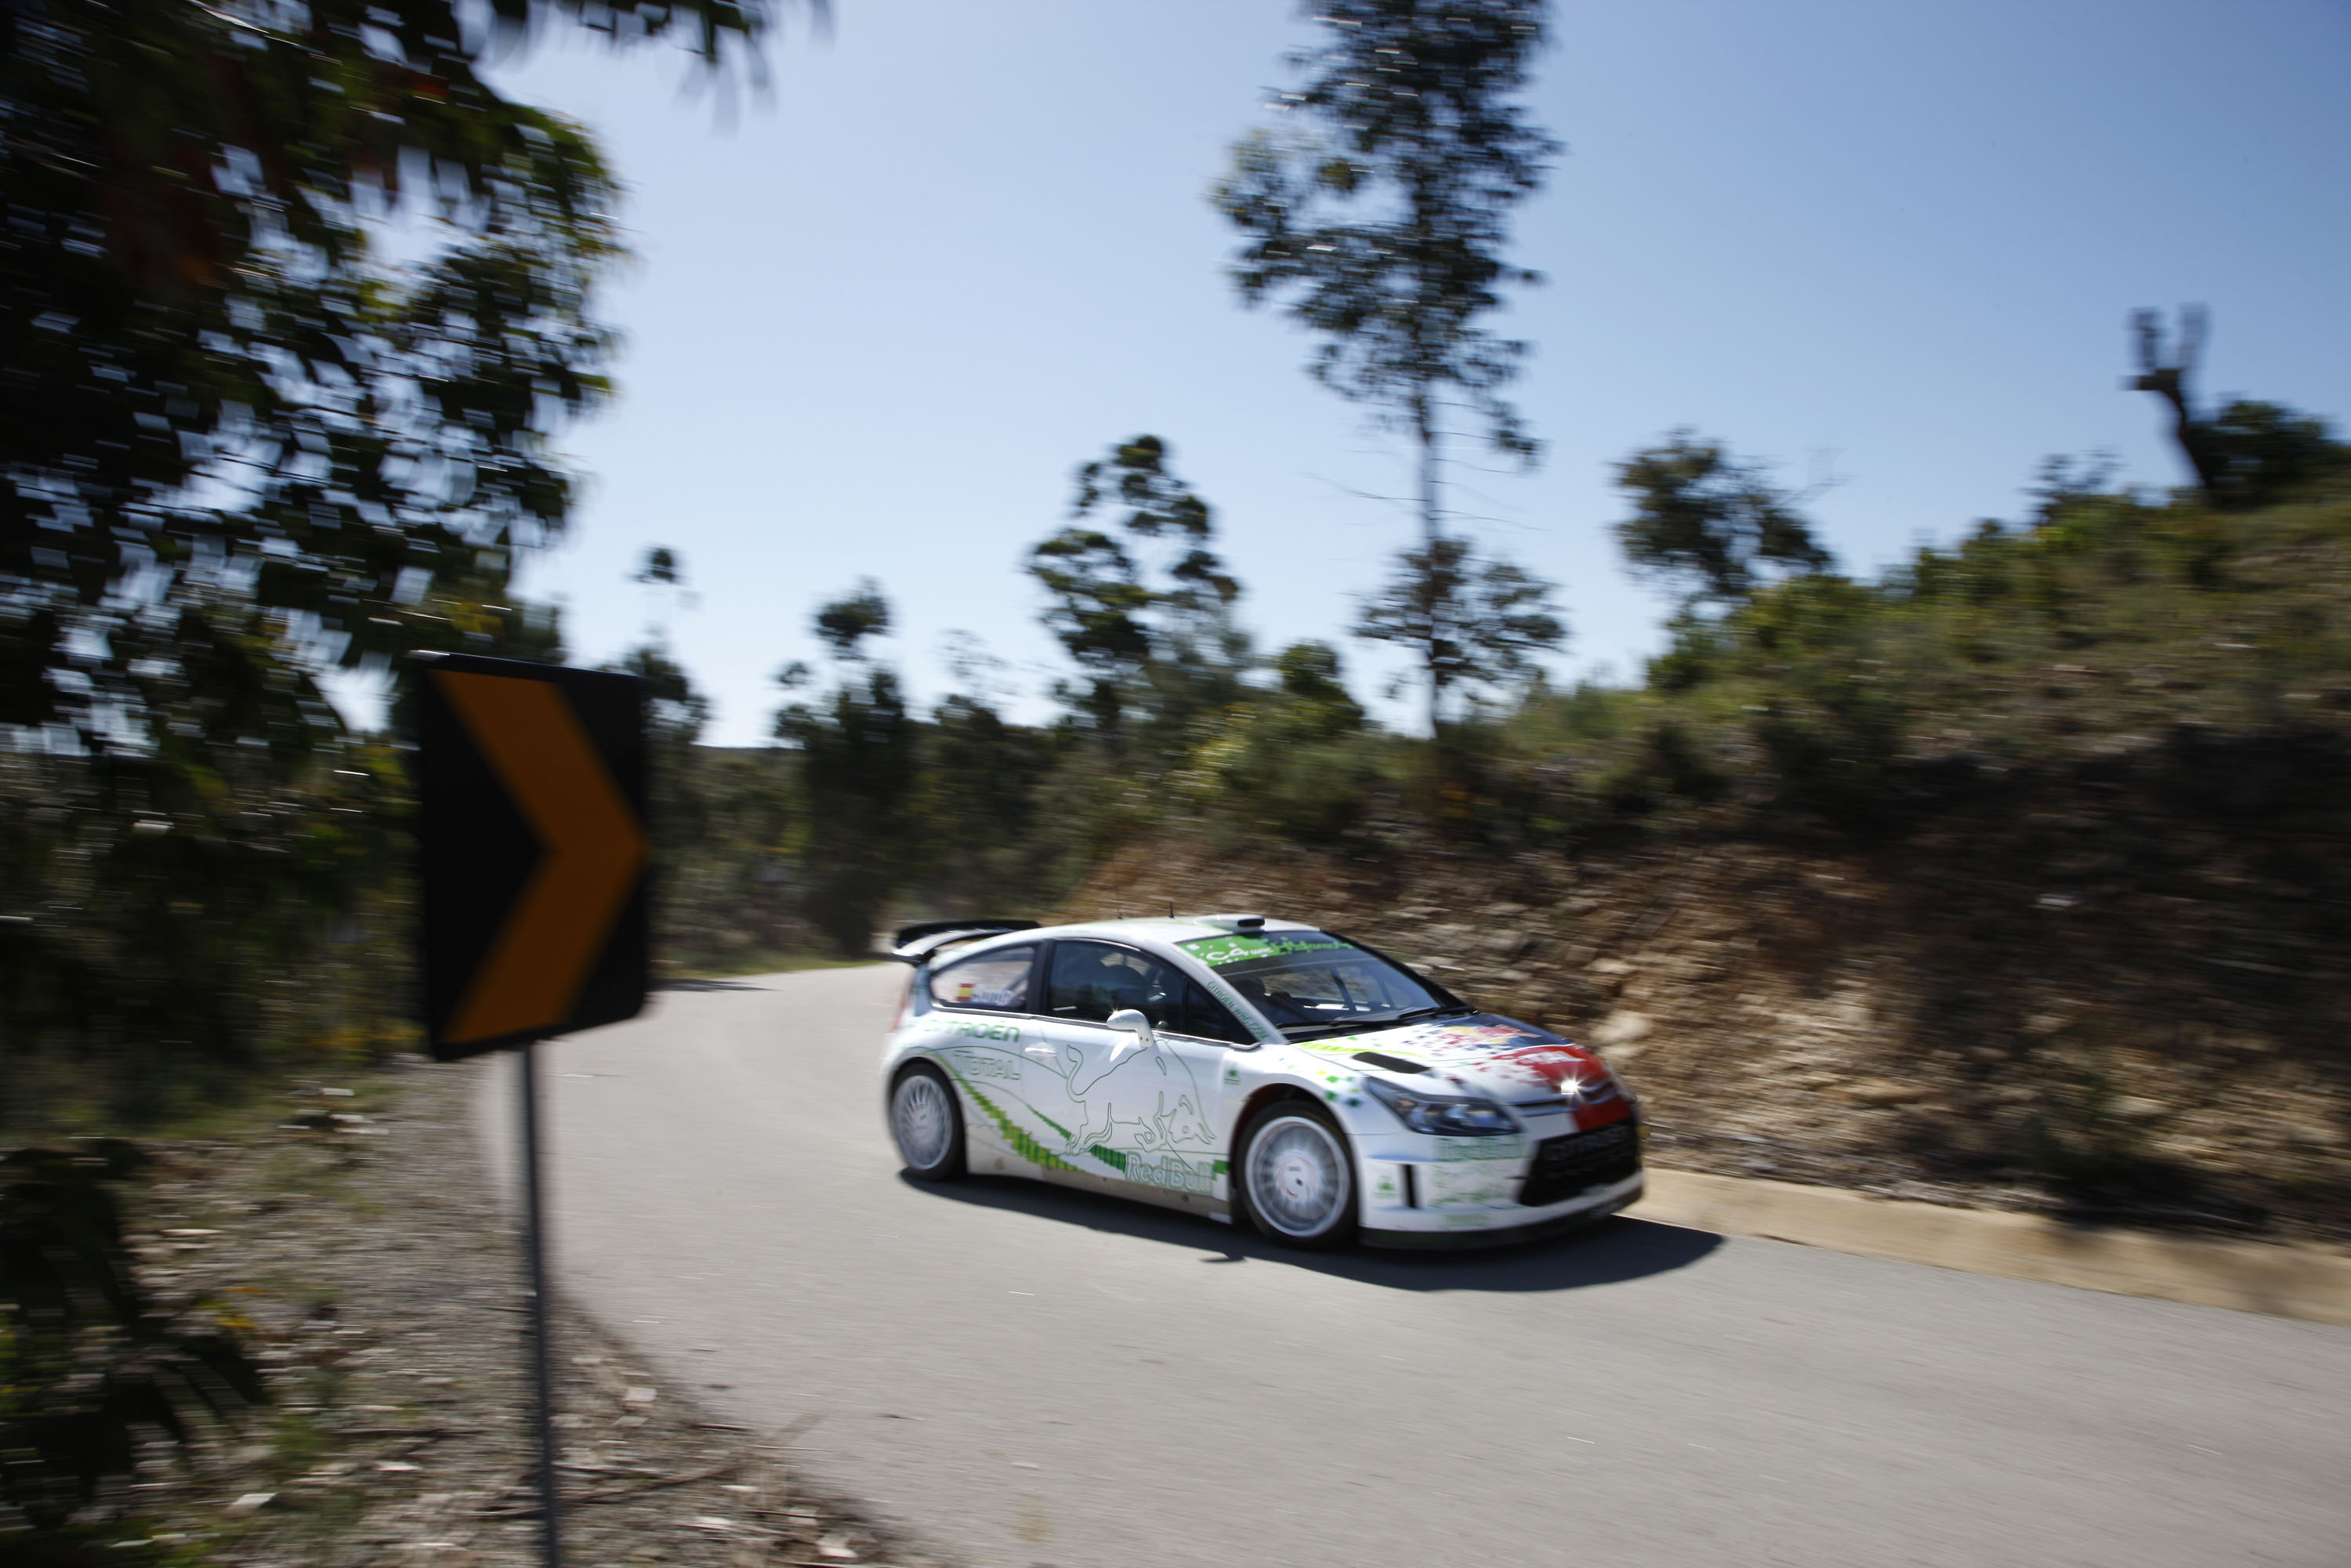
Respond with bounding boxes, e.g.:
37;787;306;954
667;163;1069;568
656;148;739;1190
431;0;2351;745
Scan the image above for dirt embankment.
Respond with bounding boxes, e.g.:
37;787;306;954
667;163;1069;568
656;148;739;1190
1060;733;2351;1246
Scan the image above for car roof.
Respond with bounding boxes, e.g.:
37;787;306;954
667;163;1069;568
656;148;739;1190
929;914;1321;962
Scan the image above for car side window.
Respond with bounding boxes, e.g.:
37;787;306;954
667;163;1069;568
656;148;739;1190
1045;942;1249;1043
930;945;1036;1012
1172;978;1254;1045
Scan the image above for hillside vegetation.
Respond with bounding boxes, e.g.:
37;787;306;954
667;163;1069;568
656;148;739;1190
1046;464;2351;1240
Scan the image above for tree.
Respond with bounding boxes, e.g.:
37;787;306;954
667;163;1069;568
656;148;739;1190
1027;435;1241;738
1273;640;1367;735
1;0;795;1099
1356;535;1563;715
2128;307;2349;509
775;583;917;955
2191;400;2346;512
2128;306;2222;494
1215;0;1558;730
2;0;787;749
1612;432;1834;613
813;578;892;659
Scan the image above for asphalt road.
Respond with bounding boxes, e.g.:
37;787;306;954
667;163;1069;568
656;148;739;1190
479;965;2351;1568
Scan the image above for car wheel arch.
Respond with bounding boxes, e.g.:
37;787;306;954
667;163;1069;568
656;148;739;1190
1234;1081;1324;1137
892;1051;955;1085
888;1052;968;1121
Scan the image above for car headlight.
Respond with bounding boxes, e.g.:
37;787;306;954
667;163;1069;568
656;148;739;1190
1364;1076;1520;1136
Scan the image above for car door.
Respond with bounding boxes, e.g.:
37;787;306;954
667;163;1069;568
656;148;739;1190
1032;940;1245;1200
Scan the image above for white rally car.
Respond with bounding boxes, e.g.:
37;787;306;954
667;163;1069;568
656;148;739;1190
879;914;1643;1249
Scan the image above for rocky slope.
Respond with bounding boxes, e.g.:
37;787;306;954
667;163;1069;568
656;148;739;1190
1059;731;2351;1245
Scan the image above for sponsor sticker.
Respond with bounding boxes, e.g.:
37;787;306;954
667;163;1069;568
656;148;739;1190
915;1016;1022;1044
1181;932;1350;969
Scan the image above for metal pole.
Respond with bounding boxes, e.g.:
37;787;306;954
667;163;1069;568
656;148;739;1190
519;1039;563;1568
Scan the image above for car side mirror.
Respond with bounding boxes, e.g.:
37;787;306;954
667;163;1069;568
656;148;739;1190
1106;1008;1155;1044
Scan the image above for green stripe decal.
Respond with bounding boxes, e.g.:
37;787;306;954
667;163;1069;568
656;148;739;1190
1089;1145;1128;1171
956;1080;1081;1173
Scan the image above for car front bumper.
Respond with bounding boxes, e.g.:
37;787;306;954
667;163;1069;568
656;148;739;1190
1357;1167;1645;1248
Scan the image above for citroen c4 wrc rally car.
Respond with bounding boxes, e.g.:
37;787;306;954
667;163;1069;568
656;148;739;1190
879;914;1643;1249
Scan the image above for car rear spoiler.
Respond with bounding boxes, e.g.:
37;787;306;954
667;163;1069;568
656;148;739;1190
885;918;1039;965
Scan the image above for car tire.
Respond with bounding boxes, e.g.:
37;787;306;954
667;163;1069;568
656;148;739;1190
890;1062;966;1182
1237;1100;1357;1249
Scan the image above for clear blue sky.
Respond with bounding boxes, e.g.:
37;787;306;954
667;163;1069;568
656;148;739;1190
470;0;2350;745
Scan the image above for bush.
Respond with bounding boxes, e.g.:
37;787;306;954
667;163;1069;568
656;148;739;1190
0;1143;267;1534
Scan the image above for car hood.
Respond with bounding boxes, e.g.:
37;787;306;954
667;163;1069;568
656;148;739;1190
1290;1013;1633;1129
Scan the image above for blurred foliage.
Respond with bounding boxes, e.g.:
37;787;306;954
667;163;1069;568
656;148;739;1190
1;0;799;1123
1027;435;1243;741
1612;431;1835;610
0;1142;266;1537
1355;534;1564;719
0;737;415;1131
634;384;2349;965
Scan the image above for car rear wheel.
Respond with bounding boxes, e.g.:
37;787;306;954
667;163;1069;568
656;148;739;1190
890;1063;966;1182
1238;1103;1356;1249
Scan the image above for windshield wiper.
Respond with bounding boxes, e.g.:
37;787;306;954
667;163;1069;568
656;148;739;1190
1278;1003;1473;1041
1388;1004;1477;1024
1278;1020;1376;1041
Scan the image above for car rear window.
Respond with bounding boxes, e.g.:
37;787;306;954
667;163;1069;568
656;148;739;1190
930;945;1035;1012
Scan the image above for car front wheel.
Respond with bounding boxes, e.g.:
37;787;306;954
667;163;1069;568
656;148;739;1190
1238;1103;1357;1248
890;1063;966;1181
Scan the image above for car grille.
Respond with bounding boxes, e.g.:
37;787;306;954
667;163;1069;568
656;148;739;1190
1518;1121;1641;1208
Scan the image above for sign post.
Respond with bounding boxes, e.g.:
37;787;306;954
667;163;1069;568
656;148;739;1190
414;654;650;1568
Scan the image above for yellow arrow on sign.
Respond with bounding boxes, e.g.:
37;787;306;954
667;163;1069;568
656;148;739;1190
433;671;649;1046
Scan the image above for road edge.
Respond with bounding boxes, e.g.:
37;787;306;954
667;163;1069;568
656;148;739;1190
1632;1167;2351;1327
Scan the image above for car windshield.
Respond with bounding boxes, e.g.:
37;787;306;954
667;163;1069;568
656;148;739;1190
1179;931;1458;1038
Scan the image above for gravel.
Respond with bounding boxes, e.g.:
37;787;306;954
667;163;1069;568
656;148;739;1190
62;1059;949;1568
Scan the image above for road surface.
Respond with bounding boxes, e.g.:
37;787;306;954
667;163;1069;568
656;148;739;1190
480;965;2351;1568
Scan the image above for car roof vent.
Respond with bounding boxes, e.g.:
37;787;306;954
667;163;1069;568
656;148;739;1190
1190;911;1288;933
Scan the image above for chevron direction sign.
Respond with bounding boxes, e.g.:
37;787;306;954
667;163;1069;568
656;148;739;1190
415;654;650;1062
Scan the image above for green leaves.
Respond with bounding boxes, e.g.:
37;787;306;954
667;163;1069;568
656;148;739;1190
1612;432;1835;612
813;581;893;662
1028;435;1240;738
0;0;790;756
0;1143;268;1532
1356;536;1564;710
0;0;793;1112
1213;1;1556;458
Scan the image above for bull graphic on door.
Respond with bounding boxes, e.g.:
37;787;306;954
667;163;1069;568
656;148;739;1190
1060;1041;1215;1155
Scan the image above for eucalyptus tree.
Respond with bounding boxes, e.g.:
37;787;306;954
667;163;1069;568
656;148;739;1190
775;581;917;955
1355;535;1563;715
1027;435;1242;741
1215;0;1558;729
1612;432;1834;614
